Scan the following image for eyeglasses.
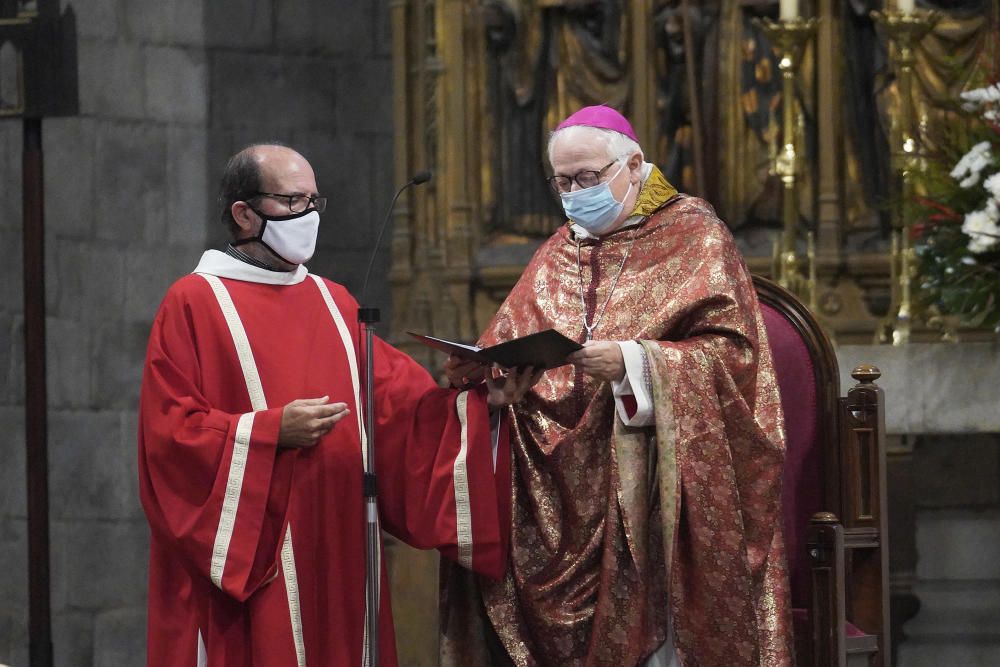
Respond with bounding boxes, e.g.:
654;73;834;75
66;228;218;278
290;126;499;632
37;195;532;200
251;191;328;213
546;160;618;194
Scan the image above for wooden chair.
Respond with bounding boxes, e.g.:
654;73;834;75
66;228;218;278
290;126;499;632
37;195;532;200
753;275;891;667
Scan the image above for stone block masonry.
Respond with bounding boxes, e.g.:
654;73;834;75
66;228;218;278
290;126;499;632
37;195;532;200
0;1;395;665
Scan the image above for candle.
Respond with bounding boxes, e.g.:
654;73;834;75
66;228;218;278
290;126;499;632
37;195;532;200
897;0;915;13
780;0;799;20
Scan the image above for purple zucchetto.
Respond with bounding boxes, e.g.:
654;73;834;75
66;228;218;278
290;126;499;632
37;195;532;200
554;105;639;143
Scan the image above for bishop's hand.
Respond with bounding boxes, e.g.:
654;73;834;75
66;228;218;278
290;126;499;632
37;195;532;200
567;340;626;383
279;396;350;448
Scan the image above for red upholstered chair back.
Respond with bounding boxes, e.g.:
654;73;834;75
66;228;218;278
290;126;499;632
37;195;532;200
753;276;890;666
752;276;840;610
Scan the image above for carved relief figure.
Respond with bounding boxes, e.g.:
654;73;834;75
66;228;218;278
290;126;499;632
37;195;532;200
483;0;629;237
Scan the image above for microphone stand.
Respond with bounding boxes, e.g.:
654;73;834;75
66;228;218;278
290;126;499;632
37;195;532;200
357;303;380;667
358;171;431;667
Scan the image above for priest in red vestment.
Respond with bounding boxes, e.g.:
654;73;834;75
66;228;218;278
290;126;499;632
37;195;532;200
441;107;794;666
139;144;537;667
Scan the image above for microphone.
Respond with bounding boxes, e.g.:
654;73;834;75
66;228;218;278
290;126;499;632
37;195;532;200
356;169;432;667
359;170;433;311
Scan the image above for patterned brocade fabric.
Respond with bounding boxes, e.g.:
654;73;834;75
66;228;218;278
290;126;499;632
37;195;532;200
440;170;793;667
629;165;678;221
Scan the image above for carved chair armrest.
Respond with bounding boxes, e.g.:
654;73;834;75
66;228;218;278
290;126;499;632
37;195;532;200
807;511;847;667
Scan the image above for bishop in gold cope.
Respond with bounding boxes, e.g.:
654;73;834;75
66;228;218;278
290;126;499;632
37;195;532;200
442;106;794;666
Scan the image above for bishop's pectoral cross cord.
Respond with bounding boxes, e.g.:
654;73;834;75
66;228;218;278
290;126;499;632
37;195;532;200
575;229;639;341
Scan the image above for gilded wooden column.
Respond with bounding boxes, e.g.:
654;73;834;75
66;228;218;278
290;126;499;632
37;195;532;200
387;3;447;666
390;0;414;301
439;0;475;342
814;0;842;269
629;0;655;148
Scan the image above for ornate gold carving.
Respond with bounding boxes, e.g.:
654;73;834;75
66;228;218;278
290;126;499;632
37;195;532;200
387;4;998;662
392;4;999;349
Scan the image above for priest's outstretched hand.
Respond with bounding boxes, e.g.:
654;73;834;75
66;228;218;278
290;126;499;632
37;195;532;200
566;340;625;382
443;355;487;389
444;355;542;406
485;366;543;408
278;396;351;448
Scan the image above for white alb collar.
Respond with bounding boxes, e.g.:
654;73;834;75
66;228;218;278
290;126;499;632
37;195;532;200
192;250;309;285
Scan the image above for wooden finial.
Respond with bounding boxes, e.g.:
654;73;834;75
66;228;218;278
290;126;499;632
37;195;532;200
851;364;881;383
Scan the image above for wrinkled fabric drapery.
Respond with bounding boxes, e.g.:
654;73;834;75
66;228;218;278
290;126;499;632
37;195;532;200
441;168;793;666
141;255;510;666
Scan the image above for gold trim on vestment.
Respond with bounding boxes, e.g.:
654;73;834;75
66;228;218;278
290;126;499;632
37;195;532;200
453;391;474;569
210;411;255;589
281;525;307;667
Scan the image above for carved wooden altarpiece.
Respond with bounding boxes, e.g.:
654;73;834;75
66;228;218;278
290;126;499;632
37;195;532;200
384;2;997;665
389;0;998;353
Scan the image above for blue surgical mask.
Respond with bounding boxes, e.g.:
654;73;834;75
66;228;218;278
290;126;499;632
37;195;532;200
559;161;633;236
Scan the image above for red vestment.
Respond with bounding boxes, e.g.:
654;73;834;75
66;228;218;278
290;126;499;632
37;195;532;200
440;190;793;666
139;256;509;666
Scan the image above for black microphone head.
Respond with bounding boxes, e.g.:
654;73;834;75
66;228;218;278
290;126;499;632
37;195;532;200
411;170;432;185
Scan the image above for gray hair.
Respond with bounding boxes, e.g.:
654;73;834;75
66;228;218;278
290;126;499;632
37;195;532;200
546;125;644;165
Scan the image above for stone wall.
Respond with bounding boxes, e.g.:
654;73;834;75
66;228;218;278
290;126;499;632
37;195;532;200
899;434;1000;666
837;343;1000;665
0;1;393;664
837;342;1000;435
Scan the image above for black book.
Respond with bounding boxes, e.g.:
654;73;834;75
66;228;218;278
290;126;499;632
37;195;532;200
406;328;582;370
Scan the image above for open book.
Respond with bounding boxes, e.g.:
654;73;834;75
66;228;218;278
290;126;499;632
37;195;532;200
407;328;582;370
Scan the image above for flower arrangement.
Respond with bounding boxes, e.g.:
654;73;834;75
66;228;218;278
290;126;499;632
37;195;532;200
914;82;1000;331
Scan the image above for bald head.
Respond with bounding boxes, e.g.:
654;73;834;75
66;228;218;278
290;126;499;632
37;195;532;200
247;144;313;189
218;143;317;236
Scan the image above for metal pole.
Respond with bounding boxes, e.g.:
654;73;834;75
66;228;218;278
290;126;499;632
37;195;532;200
23;115;53;667
359;309;381;667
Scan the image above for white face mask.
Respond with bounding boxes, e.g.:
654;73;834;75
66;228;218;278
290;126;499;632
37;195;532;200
235;208;320;266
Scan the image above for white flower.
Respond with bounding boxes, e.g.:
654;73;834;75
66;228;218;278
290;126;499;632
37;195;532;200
951;141;994;188
967;235;997;254
960;172;982;188
960;85;1000;126
962;204;1000;254
961;84;1000;105
983;171;1000;201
